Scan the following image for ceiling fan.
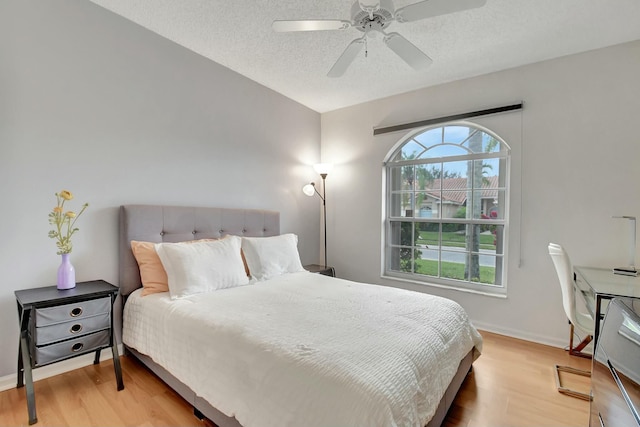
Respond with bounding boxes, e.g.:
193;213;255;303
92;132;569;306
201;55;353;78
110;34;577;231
273;0;487;77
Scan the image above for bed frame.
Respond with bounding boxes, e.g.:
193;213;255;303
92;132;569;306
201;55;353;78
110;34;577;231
118;204;473;427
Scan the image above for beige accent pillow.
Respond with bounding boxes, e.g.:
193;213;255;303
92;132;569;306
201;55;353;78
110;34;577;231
131;240;169;296
241;250;250;277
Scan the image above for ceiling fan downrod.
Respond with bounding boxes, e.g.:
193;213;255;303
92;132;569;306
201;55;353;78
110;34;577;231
358;0;381;19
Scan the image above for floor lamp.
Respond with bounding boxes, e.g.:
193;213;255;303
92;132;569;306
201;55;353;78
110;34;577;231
303;163;332;268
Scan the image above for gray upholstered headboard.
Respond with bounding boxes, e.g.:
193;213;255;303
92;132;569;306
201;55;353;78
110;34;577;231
119;205;280;296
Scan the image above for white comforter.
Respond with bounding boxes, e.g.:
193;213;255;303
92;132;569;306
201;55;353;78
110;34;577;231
123;272;482;427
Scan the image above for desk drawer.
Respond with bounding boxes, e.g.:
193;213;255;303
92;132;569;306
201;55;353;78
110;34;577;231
35;297;110;326
34;329;110;366
34;312;110;346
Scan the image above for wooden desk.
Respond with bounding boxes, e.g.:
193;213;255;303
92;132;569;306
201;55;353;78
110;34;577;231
574;266;640;347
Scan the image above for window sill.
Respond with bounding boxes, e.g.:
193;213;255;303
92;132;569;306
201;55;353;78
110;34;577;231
380;274;507;299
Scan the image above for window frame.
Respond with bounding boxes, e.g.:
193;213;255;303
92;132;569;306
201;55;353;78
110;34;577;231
382;121;511;296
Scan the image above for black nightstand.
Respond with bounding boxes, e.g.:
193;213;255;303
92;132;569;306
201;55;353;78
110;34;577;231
304;264;336;277
15;280;124;425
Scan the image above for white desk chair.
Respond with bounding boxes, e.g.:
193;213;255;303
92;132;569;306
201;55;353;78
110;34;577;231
548;243;593;400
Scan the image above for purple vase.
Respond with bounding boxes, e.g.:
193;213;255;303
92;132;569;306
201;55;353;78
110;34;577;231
57;253;76;290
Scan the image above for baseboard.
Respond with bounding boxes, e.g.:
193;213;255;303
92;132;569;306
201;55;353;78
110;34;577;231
0;344;123;393
472;320;569;349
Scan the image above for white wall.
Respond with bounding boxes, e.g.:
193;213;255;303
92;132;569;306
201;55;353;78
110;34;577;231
321;40;640;347
0;1;321;378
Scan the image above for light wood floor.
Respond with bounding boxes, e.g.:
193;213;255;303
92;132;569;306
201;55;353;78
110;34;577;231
444;331;591;427
0;331;591;427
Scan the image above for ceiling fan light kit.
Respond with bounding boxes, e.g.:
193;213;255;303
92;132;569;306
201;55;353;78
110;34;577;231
272;0;487;77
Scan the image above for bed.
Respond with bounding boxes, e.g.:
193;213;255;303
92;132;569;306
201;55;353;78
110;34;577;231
118;204;482;427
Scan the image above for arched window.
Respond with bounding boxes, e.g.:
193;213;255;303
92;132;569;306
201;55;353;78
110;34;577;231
384;122;510;294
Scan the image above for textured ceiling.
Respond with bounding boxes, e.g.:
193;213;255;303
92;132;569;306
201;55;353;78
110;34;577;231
89;0;640;113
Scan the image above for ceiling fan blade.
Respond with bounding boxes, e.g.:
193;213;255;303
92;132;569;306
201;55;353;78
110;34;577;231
383;32;432;70
272;20;351;32
327;38;365;78
395;0;487;23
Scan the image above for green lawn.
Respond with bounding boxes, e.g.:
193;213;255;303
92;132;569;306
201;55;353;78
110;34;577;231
414;258;496;284
417;231;495;250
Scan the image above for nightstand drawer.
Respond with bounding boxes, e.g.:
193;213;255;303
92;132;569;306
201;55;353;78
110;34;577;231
33;312;110;346
34;329;110;366
34;297;110;326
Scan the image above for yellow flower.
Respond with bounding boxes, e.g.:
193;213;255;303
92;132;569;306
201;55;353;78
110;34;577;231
48;190;88;255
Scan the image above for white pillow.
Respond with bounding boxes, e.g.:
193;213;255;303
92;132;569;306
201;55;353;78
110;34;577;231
241;234;305;281
155;235;249;299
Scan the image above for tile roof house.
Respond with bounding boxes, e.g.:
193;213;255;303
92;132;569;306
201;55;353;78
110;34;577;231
415;176;500;218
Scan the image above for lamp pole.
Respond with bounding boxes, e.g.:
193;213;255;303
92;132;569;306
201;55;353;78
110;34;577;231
320;173;327;268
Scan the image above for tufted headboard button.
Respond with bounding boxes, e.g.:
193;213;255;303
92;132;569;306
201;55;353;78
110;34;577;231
192;230;196;235
160;231;165;236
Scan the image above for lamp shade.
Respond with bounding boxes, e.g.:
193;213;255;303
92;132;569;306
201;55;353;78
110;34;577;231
313;163;333;176
302;183;316;197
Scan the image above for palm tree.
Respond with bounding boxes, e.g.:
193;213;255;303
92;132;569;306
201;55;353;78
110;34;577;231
465;130;483;281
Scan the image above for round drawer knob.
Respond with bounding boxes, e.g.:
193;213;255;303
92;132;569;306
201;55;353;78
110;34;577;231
70;324;83;334
70;307;83;317
71;342;84;352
